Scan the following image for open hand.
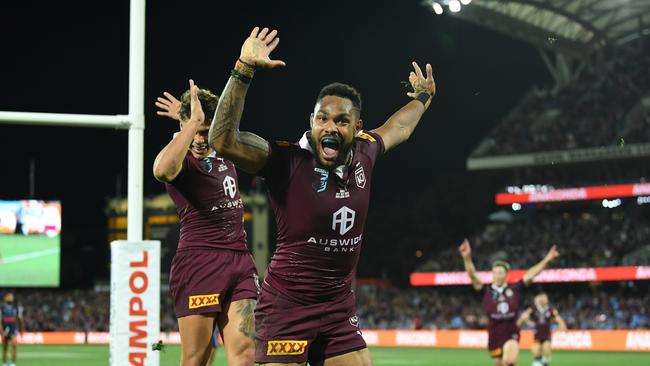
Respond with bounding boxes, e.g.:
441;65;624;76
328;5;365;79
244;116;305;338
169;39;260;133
155;92;181;121
239;27;286;69
407;62;436;98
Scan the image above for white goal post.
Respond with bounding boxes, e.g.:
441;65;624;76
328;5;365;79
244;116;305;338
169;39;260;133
0;2;161;365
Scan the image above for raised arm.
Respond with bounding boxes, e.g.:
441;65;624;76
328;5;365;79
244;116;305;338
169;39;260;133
371;62;436;152
459;239;484;291
516;308;534;327
552;309;567;331
153;80;204;182
209;27;286;174
522;245;560;285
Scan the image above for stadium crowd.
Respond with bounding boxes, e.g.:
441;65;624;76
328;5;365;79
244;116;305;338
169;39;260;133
471;46;650;156
355;283;650;331
6;282;648;332
417;206;650;272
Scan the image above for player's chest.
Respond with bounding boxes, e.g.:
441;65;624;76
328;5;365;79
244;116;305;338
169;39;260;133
291;159;372;208
186;159;240;200
487;288;519;307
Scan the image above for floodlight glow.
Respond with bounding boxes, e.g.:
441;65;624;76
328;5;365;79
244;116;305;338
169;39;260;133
449;0;461;12
432;2;444;15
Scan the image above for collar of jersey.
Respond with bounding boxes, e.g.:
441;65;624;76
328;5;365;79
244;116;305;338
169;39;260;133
491;283;507;293
298;131;352;180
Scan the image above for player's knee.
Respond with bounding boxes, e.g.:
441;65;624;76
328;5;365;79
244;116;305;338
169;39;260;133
181;347;211;366
226;338;255;365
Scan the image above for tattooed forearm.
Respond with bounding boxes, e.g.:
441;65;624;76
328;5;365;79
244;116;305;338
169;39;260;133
237;131;269;152
209;76;249;148
237;299;256;340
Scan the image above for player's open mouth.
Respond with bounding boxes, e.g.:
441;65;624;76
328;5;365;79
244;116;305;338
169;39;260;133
320;137;340;160
192;144;208;154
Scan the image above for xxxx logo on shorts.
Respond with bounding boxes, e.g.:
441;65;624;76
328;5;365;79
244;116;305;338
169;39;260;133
188;293;220;309
267;340;308;355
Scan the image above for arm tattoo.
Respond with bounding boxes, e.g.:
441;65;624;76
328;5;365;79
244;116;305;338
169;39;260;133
237;299;256;340
209;77;248;144
237;131;269;152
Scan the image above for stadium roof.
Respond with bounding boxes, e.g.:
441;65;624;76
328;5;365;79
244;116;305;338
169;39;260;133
437;0;650;57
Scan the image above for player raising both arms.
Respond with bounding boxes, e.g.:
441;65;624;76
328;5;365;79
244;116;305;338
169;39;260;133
1;293;22;366
153;83;258;366
458;240;560;366
518;293;567;366
208;26;435;366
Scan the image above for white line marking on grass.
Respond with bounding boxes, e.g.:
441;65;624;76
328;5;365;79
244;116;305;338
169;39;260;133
375;359;430;365
1;247;60;264
20;351;97;359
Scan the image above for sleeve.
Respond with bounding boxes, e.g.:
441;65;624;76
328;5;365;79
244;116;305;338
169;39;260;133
356;130;385;166
257;141;298;188
169;153;192;186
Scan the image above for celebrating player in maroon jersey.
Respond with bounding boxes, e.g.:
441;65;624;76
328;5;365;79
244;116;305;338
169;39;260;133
208;26;435;366
154;82;258;366
518;293;567;366
459;239;560;366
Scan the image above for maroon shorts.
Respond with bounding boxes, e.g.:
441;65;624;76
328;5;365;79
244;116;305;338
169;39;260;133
254;284;366;364
488;321;520;358
169;248;258;318
534;328;551;343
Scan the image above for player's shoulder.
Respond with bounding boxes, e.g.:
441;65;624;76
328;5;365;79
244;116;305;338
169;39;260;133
271;139;310;157
354;130;381;144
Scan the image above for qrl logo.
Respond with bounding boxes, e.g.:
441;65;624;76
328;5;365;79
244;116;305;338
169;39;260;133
497;302;510;314
332;206;355;235
223;175;237;199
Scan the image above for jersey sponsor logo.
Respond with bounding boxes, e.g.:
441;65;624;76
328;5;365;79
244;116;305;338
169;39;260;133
188;293;220;309
312;168;329;193
497;302;510;315
490;347;503;358
355;166;366;189
222;175;237;199
267;340;308;355
307;234;362;252
202;158;213;173
210;198;244;211
349;315;360;328
336;189;350;199
332;206;356;235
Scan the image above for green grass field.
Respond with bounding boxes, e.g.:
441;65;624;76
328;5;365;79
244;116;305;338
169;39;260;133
8;345;649;365
0;234;60;287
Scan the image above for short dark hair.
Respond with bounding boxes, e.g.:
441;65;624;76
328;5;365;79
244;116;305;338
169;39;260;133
179;88;220;122
492;260;511;272
316;82;362;113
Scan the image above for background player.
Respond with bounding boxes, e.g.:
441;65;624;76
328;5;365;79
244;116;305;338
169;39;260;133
518;293;567;366
153;82;257;366
208;26;435;366
1;293;22;366
459;239;560;366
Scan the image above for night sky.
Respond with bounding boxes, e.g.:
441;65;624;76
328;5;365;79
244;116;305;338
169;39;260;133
0;0;552;286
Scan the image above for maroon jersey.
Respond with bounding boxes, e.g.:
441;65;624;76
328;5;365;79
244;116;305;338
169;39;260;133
530;305;554;341
258;131;384;304
165;151;247;251
483;281;523;325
